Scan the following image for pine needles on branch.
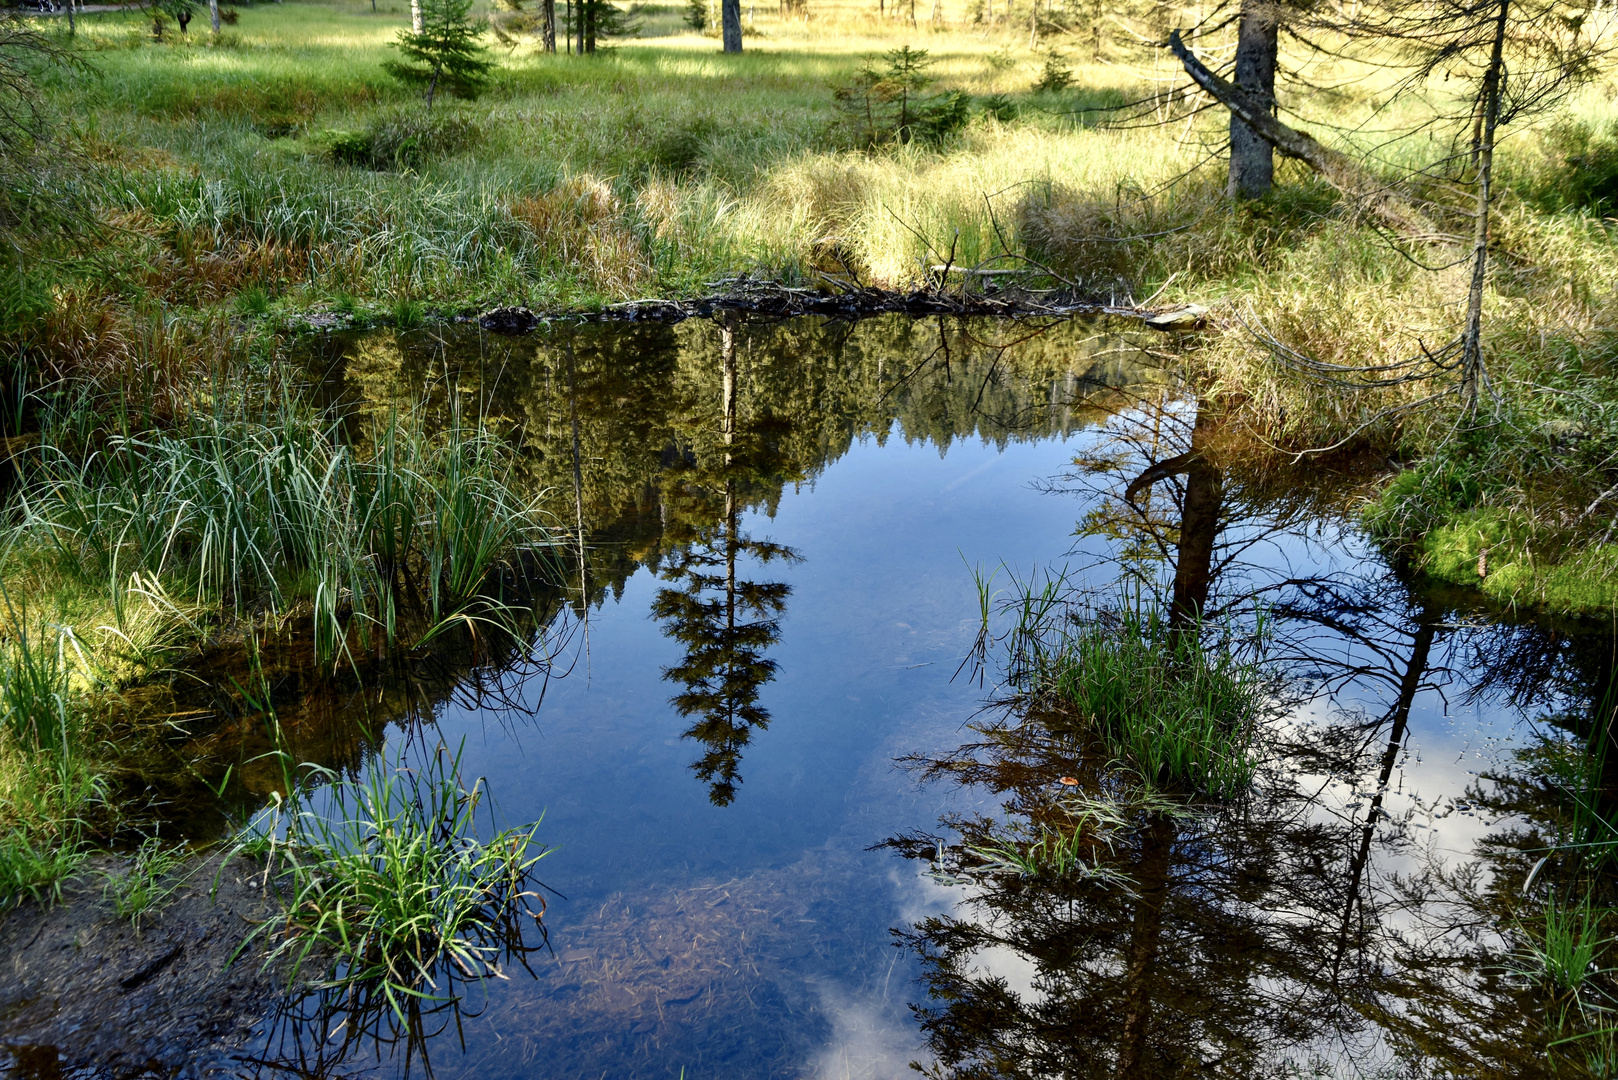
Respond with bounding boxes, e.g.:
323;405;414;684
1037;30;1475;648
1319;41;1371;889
385;0;493;108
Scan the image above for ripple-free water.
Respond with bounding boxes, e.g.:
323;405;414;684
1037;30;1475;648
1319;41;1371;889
228;315;1611;1079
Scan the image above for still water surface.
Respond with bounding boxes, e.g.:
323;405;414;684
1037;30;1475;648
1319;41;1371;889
227;315;1612;1078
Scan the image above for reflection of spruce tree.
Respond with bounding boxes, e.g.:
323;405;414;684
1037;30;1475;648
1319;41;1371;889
652;320;800;805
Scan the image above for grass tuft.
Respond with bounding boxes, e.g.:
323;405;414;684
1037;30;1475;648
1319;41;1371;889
241;741;549;1021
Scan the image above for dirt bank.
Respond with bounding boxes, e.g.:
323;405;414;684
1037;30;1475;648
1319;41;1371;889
0;850;298;1077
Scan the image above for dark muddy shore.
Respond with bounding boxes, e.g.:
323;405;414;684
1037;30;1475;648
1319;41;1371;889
1;851;301;1078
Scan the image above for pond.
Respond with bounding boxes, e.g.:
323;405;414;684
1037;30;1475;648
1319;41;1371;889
57;316;1618;1077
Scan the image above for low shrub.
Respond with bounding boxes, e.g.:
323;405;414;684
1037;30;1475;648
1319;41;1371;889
325;109;484;171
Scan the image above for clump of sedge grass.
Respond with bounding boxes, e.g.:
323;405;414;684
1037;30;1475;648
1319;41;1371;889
240;742;549;1021
1050;609;1263;798
992;585;1267;798
19;388;554;665
101;833;194;927
0;605;101;909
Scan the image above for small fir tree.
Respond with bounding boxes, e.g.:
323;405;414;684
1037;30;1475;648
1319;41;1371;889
384;0;493;108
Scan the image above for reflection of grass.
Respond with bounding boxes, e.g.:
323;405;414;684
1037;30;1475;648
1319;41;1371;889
240;742;549;1021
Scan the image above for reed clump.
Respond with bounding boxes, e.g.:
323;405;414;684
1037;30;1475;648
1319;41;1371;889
18;389;554;666
990;579;1267;799
240;743;549;1021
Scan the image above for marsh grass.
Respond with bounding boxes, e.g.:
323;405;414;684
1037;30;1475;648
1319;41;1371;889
983;574;1268;798
240;740;550;1021
20;388;555;665
101;833;194;926
1044;607;1265;797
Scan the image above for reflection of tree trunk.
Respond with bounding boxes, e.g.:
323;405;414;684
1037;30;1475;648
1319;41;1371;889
1332;604;1440;979
568;337;588;612
722;316;739;744
721;320;736;466
1169;406;1222;631
1591;658;1618;830
1115;812;1174;1079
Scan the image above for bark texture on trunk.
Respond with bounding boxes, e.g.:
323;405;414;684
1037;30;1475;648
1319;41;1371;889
721;0;741;51
1460;0;1510;411
1228;0;1278;199
1169;30;1428;235
209;0;220;34
410;0;424;33
541;0;556;51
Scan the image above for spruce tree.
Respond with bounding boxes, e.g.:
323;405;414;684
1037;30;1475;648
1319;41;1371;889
384;0;492;108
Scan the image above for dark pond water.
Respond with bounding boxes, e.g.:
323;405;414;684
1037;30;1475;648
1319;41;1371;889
109;317;1618;1076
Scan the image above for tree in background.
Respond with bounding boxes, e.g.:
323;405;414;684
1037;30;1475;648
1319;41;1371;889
385;0;492;107
1340;0;1612;405
562;0;638;55
722;0;740;51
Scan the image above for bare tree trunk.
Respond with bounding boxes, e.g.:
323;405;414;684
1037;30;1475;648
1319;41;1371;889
585;0;595;53
1169;31;1430;235
65;0;75;35
541;0;556;51
411;0;424;33
1228;0;1278;199
209;0;220;34
1461;0;1510;412
722;0;741;51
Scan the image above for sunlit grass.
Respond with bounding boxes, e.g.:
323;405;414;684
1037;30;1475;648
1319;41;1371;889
239;742;549;1021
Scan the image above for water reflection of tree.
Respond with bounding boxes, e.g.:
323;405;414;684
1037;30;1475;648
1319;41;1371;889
885;384;1618;1078
651;319;801;805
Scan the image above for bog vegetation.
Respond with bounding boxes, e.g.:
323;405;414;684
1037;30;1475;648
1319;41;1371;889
1;0;1618;1026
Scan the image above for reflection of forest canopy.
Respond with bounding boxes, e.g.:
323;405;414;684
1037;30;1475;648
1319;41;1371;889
290;315;1156;805
303;315;1158;604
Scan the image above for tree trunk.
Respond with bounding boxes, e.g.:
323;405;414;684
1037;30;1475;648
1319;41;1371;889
585;0;596;53
721;0;741;51
541;0;556;51
209;0;220;34
65;0;75;35
1460;0;1510;412
411;0;424;33
1169;31;1430;235
1228;0;1279;199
